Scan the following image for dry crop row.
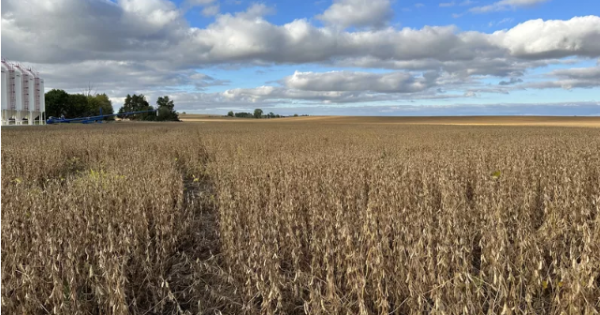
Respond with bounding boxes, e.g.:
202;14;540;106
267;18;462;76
205;124;600;314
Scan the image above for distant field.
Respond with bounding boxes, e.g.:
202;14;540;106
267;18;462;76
179;114;600;127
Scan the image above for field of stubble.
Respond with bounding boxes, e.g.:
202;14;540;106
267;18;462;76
2;119;600;315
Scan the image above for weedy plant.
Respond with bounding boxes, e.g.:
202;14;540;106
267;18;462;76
2;122;599;314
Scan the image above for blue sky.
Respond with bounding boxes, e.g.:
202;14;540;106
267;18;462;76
2;0;599;115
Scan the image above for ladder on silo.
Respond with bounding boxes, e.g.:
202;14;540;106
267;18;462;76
22;70;29;112
9;68;16;111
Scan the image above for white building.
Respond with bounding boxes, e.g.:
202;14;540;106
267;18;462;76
1;59;46;125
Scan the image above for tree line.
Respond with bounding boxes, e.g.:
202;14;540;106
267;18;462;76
227;109;307;118
118;94;179;121
45;89;115;120
45;90;179;121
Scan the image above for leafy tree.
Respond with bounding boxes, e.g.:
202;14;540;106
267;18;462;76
293;113;299;117
156;96;179;121
45;89;70;118
227;111;234;117
267;112;275;118
45;90;115;120
118;94;155;121
253;108;263;119
235;112;253;118
88;93;114;120
67;94;91;118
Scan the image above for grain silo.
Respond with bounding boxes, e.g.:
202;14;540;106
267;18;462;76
14;64;33;125
11;63;24;125
1;60;9;125
1;59;47;126
36;77;46;125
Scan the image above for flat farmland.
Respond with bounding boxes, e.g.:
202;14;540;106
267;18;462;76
2;118;600;314
179;114;600;128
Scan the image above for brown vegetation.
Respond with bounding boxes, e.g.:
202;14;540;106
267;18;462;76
178;115;600;127
2;120;600;314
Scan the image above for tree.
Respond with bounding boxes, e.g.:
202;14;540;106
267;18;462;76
119;94;155;121
45;90;114;120
88;93;114;120
67;94;92;118
267;112;275;118
235;112;253;118
294;113;299;117
156;96;179;121
253;108;263;119
45;89;70;118
227;111;234;117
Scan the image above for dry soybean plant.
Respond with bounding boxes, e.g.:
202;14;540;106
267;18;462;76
2;122;600;314
2;124;241;315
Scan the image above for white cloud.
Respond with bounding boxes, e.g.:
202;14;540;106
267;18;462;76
499;77;523;85
119;0;180;28
237;3;275;19
282;71;439;93
4;1;598;68
439;1;456;7
2;0;599;112
202;4;220;16
520;65;600;90
552;66;600;80
490;16;600;59
470;0;550;13
316;0;393;29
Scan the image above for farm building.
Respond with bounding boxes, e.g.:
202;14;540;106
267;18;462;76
1;59;45;126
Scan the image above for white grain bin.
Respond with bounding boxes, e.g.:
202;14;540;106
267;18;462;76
1;60;46;126
11;64;24;125
37;78;46;125
26;68;40;124
1;60;9;125
15;64;34;125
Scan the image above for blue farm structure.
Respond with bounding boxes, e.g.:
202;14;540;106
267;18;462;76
46;108;157;125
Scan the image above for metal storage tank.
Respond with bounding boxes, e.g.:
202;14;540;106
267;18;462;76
15;64;34;125
26;68;39;124
1;60;8;125
39;78;46;124
34;76;45;125
12;64;24;125
2;59;46;126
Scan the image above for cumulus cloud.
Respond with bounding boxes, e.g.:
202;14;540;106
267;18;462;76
3;1;599;69
470;0;550;13
524;65;600;89
365;102;600;116
552;65;600;80
21;60;230;107
202;4;220;16
282;71;439;93
316;0;393;29
499;77;523;85
490;16;600;59
2;0;599;112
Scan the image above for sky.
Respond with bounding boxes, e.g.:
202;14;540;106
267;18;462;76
1;0;599;116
